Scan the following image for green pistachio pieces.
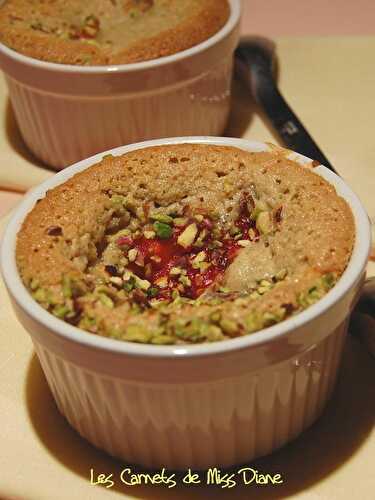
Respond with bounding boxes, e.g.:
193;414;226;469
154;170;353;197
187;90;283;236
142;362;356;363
99;293;114;308
154;221;173;239
123;325;152;343
256;211;272;235
123;276;136;292
30;278;40;291
297;273;337;308
147;287;159;298
244;311;263;333
32;287;50;304
322;273;336;289
173;217;188;227
52;304;72;319
62;275;73;299
150;212;174;224
61;274;85;299
220;318;239;336
79;315;97;331
151;335;175;345
177;223;198;248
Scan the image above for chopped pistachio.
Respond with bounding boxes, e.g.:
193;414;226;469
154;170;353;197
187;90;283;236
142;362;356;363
220;318;238;336
260;280;272;288
30;278;40;291
79;315;97;331
147;287;159;298
244;311;263;333
256;211;272;235
193;251;206;263
151;335;175;345
195;228;208;245
109;276;123;286
52;304;71;319
149;299;165;308
62;275;72;299
144;230;156;239
99;293;114;308
150;212;173;224
230;226;241;237
198;262;211;272
173;217;188;227
111;228;131;241
177;223;198;248
155;276;168;288
123;325;152;343
210;311;222;323
154;221;173;239
128;248;138;262
322;273;336;289
123;270;132;281
135;278;151;291
248;228;257;240
251;200;268;220
123;276;136;292
107;328;123;340
32;287;49;303
129;219;140;231
203;324;225;342
238;240;251;247
179;275;192;287
170;267;183;276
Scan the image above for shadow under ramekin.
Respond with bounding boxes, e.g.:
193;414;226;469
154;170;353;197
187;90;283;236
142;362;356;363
25;336;375;499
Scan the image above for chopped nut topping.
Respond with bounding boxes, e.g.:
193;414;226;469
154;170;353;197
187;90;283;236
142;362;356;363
128;248;138;262
177;223;198;248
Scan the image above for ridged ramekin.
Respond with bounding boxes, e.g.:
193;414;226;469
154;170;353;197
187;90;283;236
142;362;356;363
1;137;371;470
0;1;240;170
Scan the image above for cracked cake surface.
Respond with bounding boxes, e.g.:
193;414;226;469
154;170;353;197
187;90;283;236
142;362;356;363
16;144;355;345
0;0;230;65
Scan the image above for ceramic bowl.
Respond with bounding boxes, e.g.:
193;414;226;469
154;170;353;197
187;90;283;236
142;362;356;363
1;136;371;469
0;0;241;169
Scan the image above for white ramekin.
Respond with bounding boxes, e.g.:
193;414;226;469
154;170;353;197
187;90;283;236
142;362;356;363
0;1;241;170
1;137;371;469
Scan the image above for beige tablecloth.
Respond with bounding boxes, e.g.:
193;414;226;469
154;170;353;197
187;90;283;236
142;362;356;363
1;37;375;499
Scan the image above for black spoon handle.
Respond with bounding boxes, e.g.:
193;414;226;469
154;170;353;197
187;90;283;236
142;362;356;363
257;79;336;173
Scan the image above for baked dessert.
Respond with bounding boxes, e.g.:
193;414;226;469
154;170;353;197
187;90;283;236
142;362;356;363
16;144;355;345
0;0;230;65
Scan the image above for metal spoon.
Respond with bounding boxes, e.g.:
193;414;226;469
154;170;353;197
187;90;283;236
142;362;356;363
234;36;375;354
235;36;337;173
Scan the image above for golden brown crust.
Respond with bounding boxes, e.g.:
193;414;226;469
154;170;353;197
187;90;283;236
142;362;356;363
16;144;355;343
0;0;230;65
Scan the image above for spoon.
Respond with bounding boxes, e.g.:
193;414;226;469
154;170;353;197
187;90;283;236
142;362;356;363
234;36;375;354
235;36;337;173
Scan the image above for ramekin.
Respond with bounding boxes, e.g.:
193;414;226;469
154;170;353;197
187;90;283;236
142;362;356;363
1;137;371;469
0;1;241;170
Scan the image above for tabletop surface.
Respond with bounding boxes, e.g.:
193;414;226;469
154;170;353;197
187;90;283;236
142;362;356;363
1;4;375;499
